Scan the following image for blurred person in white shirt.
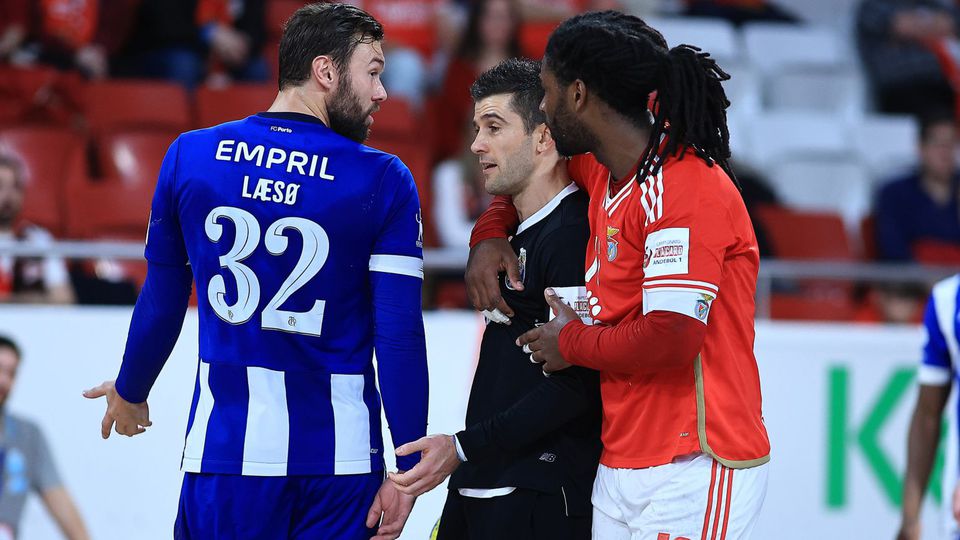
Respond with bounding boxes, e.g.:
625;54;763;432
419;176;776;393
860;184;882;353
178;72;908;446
0;155;74;304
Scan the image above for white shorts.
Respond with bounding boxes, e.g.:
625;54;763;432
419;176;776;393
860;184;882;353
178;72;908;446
592;453;768;540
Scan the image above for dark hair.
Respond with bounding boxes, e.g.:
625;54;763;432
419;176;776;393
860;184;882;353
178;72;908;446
470;58;545;134
278;3;384;91
545;11;736;184
455;0;521;61
0;336;21;361
919;109;956;143
0;154;24;189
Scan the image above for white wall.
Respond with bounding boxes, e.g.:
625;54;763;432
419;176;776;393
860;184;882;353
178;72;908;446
0;307;950;540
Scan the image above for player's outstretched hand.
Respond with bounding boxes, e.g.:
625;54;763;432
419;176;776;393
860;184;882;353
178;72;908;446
389;434;462;496
82;380;152;439
465;238;522;316
952;481;960;526
517;288;577;374
366;478;416;540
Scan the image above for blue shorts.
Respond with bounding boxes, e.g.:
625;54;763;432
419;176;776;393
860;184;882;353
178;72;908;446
174;472;383;540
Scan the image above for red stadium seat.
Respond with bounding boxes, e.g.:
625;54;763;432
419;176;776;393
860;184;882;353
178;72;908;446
769;294;857;321
371;98;416;138
859;214;877;261
195;84;277;128
83;80;191;135
64;181;152;240
0;66;84;126
755;206;853;260
70;130;174;240
0;126;87;234
97;130;178;187
268;0;305;39
519;21;560;59
756;206;857;321
264;42;281;82
365;136;438;247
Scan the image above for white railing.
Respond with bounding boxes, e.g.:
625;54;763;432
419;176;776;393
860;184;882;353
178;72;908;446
2;239;958;317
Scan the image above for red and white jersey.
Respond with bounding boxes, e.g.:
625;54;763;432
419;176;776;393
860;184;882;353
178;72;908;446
567;152;770;469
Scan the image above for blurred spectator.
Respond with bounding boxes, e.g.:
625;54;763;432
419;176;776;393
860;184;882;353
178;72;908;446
853;283;926;323
0;155;74;304
197;0;269;86
857;0;960;118
356;0;453;108
433;0;521;160
116;0;267;89
0;0;138;79
682;0;800;26
0;336;89;539
433;147;493;248
874;111;960;262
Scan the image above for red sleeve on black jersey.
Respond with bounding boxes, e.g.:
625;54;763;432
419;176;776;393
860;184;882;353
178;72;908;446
468;195;519;247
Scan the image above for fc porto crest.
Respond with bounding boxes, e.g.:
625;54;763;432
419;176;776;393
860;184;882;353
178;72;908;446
415;210;423;248
505;247;527;290
606;226;620;262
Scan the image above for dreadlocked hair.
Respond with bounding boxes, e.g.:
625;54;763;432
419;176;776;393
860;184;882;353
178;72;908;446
545;11;738;187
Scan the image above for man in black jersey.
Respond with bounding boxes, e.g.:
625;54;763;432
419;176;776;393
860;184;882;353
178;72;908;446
388;59;600;540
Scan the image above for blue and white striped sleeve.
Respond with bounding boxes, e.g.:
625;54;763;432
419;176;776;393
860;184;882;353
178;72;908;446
919;294;953;387
370;157;428;472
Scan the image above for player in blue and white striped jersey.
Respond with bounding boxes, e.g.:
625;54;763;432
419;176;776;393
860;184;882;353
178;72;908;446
898;274;960;540
83;4;427;540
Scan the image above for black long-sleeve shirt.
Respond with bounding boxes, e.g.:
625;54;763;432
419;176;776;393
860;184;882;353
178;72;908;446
448;186;601;517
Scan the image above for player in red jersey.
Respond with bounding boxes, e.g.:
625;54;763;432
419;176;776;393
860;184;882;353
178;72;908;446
466;12;770;540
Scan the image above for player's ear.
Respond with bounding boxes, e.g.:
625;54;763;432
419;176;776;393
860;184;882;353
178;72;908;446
571;79;587;112
312;55;337;92
536;124;555;154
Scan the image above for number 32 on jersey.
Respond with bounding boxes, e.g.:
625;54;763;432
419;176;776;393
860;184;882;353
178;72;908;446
204;206;328;337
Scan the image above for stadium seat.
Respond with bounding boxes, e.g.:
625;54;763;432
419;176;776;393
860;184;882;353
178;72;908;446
97;130;178;187
757;205;858;321
767;158;871;230
786;0;860;32
0;66;84;126
519;21;558;59
64;179;151;240
769;293;857;321
371;98;417;138
648;17;740;64
723;63;762;119
195;84;277;128
264;42;281;82
860;215;877;260
267;0;305;40
766;67;866;119
0;126;87;234
853;114;918;179
365;136;438;247
756;206;853;260
742;23;849;74
746;111;850;168
83;80;191;135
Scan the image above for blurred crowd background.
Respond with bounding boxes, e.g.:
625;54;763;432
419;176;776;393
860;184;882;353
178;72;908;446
0;0;958;323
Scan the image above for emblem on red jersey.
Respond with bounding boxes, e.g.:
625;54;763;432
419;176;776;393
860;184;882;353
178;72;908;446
606;226;620;262
696;299;709;320
643;248;652;268
696;294;714;321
